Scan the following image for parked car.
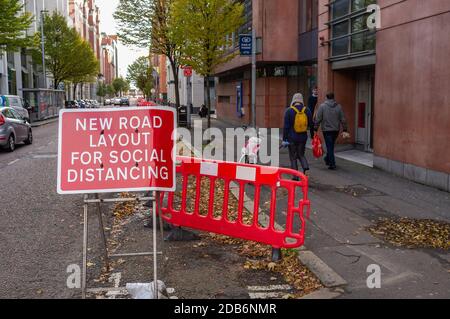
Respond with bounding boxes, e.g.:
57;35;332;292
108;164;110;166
120;97;130;106
0;107;33;152
113;98;122;106
0;95;30;121
84;100;93;108
104;99;111;106
92;100;100;108
65;100;79;109
76;100;86;108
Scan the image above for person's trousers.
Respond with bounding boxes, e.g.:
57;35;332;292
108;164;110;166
288;142;309;172
323;131;339;167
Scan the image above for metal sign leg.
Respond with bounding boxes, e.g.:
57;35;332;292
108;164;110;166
152;191;158;299
95;193;109;270
82;195;89;299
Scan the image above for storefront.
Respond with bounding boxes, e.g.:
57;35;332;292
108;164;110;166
216;63;317;128
319;0;450;190
22;89;65;122
319;0;377;151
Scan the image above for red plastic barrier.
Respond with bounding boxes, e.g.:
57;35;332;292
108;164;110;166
160;157;310;249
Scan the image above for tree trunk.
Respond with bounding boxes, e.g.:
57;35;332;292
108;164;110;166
73;83;78;100
168;56;180;123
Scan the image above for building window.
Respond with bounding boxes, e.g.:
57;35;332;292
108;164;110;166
329;0;376;58
8;67;17;95
300;0;318;34
218;96;231;104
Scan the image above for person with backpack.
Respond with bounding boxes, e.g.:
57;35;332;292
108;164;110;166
283;93;313;177
314;92;349;170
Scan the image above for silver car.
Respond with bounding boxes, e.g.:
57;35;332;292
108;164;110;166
0;107;33;152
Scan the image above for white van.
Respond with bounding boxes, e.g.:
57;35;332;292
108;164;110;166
0;95;30;121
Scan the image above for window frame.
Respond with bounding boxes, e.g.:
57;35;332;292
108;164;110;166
327;0;377;59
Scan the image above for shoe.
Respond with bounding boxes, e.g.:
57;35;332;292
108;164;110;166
328;165;337;170
324;157;330;166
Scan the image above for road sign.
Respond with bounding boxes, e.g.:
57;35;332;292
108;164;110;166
183;66;193;77
239;34;252;56
57;107;176;194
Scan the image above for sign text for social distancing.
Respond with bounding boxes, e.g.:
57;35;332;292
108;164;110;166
57;107;176;194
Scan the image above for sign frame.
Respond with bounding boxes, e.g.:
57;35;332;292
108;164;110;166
57;106;177;195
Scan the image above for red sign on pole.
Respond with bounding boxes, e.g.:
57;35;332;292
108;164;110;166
57;107;176;194
183;66;192;77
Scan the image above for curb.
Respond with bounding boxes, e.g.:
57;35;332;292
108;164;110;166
31;117;59;128
180;137;347;299
297;248;347;288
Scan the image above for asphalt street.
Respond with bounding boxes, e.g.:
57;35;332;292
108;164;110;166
0;120;84;298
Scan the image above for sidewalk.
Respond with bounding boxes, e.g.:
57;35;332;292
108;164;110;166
187;116;450;299
30;116;59;128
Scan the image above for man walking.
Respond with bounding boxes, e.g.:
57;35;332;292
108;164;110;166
307;87;319;138
314;92;349;170
283;93;313;177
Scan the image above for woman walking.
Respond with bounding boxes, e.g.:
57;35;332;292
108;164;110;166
282;93;313;178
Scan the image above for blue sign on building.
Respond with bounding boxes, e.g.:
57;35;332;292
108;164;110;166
239;34;252;56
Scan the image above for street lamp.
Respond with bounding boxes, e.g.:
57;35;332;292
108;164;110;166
40;10;48;89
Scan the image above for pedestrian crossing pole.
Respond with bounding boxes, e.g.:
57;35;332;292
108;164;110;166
251;29;257;128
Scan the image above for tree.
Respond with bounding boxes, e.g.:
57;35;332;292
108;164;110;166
114;0;183;115
96;82;107;101
150;0;183;112
113;0;153;48
106;84;115;97
172;0;243;129
67;40;99;96
127;56;154;99
0;0;34;51
34;12;98;89
112;77;130;97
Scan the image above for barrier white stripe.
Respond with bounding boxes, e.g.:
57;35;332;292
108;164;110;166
200;162;218;177
236;166;256;182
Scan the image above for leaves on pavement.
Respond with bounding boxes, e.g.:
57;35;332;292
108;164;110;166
368;218;450;250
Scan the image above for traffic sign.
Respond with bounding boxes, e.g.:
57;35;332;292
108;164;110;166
183;66;193;77
57;107;176;194
239;34;252;56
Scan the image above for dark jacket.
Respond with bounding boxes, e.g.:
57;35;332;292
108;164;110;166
283;103;313;144
307;94;318;114
314;99;348;132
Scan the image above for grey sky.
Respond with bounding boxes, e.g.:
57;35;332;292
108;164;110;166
95;0;148;78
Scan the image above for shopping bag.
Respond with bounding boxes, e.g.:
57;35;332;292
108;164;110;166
312;134;324;158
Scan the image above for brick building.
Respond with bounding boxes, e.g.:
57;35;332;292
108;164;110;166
214;0;318;128
318;0;450;190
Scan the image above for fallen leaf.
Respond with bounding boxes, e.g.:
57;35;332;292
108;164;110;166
267;262;277;271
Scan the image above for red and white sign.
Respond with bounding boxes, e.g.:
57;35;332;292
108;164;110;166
57;107;176;194
183;66;192;77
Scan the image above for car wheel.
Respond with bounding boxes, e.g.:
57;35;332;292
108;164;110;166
6;135;15;152
24;130;33;145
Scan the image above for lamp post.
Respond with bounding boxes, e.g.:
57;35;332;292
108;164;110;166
40;10;48;89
